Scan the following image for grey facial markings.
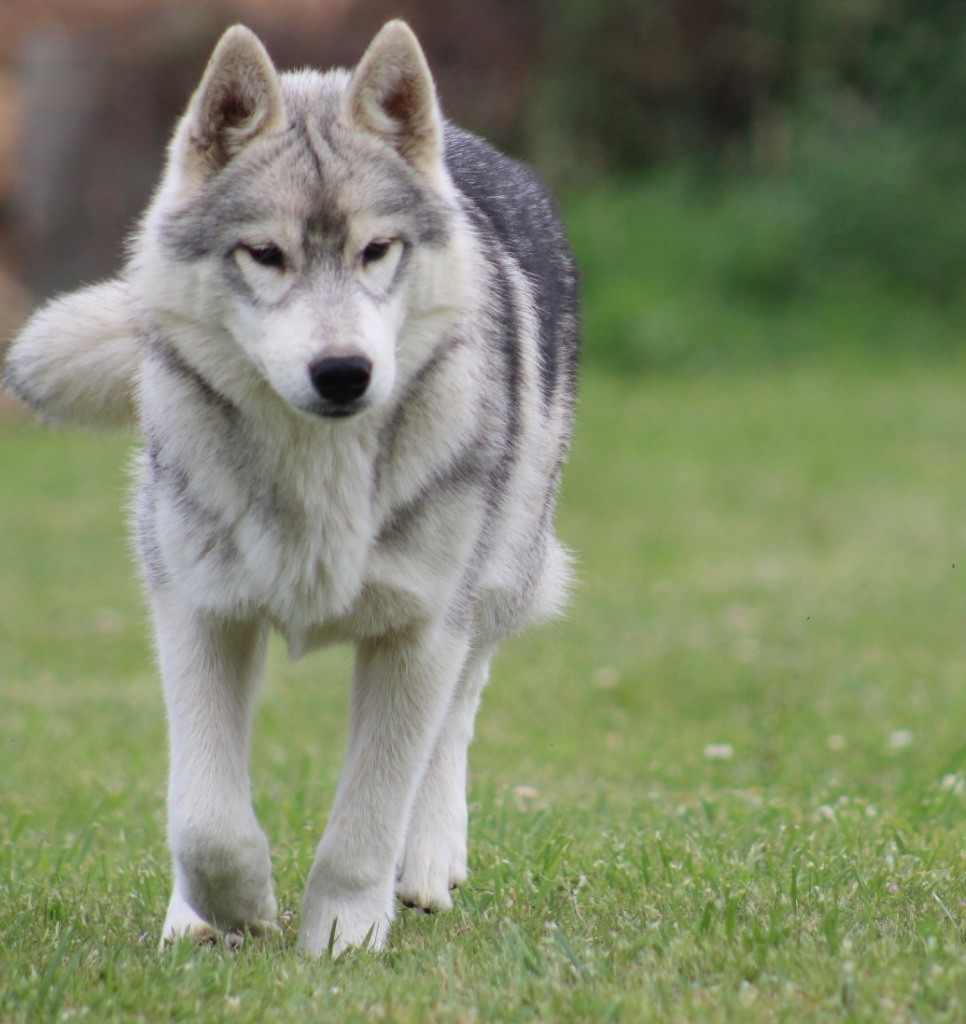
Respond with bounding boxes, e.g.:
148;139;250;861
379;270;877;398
300;114;330;190
223;245;301;310
358;240;412;306
386;242;412;298
299;76;451;249
357;165;451;249
164;76;453;319
161;129;303;264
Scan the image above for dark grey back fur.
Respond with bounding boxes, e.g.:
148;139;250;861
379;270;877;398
443;126;580;408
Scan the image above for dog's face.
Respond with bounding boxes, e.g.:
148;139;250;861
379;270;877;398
137;23;458;420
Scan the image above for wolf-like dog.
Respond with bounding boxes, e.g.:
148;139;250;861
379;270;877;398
4;22;578;955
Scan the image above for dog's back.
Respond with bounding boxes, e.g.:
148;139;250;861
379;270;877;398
446;126;579;637
444;125;580;410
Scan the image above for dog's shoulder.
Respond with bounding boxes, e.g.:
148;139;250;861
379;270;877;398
443;125;571;274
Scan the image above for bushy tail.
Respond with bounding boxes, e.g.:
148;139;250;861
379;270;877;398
3;278;140;429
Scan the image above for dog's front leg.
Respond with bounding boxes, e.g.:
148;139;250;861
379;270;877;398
152;591;277;946
298;626;471;956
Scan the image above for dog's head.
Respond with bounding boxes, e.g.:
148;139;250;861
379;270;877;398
135;22;463;420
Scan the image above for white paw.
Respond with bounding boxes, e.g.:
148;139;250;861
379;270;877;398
396;816;467;912
160;888;278;952
298;870;394;957
169;822;278;935
160;890;221;949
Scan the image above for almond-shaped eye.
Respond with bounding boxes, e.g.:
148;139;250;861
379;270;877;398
241;243;286;270
361;239;392;265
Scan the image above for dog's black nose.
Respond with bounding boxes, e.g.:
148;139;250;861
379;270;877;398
308;355;372;409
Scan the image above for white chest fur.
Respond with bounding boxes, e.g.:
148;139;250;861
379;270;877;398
138;376;383;641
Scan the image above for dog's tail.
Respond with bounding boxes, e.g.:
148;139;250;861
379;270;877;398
3;279;140;429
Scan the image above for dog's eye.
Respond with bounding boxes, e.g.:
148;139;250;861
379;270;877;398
361;240;392;265
241;244;286;270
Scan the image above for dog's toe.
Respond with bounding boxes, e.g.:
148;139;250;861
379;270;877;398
400;897;435;915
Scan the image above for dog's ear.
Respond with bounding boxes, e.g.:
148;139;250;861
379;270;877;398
178;25;285;180
347;21;442;174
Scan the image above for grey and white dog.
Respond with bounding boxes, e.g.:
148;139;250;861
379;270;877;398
4;21;579;955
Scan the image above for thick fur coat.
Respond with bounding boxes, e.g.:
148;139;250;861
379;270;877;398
4;22;579;955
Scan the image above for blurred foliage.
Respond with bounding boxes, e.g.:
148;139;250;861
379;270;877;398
535;0;966;369
564;163;965;373
532;0;966;177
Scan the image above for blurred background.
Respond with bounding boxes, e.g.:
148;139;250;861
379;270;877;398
0;0;963;371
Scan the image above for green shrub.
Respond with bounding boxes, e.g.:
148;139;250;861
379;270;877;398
564;146;966;373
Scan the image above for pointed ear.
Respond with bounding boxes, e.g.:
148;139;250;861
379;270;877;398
347;21;442;173
179;25;285;179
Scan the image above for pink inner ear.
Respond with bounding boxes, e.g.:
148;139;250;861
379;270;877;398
215;89;256;130
194;67;281;172
383;79;418;127
199;85;253;167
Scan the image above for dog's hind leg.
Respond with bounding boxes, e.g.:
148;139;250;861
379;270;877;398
152;592;278;947
396;645;494;912
298;626;472;956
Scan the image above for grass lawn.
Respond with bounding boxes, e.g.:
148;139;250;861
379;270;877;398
0;359;964;1022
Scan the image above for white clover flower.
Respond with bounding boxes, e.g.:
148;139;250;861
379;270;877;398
593;667;619;689
703;743;734;761
513;785;542;812
887;729;914;750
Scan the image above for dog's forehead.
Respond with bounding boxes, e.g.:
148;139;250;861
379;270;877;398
161;69;447;262
279;70;448;244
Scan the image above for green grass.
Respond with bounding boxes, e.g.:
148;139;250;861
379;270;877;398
1;358;963;1022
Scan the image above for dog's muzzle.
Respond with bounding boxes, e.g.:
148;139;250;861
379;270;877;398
308;355;372;417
